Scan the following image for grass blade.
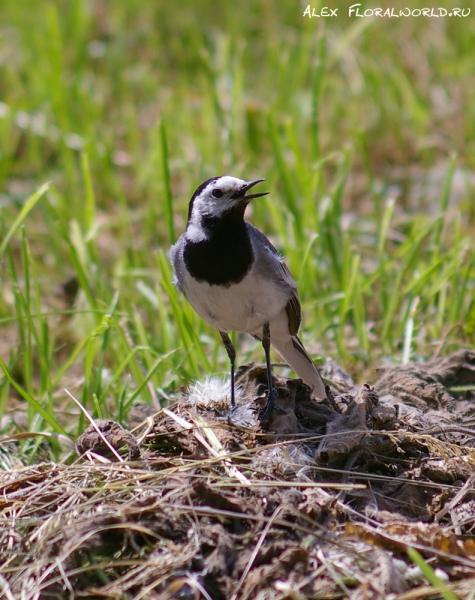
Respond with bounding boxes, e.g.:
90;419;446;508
0;183;49;259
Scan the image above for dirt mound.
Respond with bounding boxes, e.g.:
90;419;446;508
2;351;475;599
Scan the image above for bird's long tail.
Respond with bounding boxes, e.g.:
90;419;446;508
271;335;326;399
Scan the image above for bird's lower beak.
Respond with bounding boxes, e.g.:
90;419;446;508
238;179;269;200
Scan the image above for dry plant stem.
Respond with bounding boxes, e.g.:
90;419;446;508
233;505;284;600
0;575;15;600
419;425;475;437
316;548;352;596
163;407;250;485
64;389;125;463
435;473;475;522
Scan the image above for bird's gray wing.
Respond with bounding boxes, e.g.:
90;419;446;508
285;289;301;336
247;224;301;335
169;236;185;293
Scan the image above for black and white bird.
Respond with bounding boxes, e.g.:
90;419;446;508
170;175;327;415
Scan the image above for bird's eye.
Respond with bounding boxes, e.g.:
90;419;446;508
212;189;224;198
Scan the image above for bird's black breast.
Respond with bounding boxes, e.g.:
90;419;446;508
184;217;253;286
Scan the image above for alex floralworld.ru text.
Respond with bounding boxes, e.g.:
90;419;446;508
303;4;470;18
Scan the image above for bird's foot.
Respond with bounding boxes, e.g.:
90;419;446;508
227;403;239;425
260;388;285;420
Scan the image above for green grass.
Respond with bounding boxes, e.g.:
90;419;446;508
0;0;474;457
407;547;460;600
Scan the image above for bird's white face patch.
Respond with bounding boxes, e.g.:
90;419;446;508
190;176;248;223
185;175;267;242
185;220;208;242
185;176;251;242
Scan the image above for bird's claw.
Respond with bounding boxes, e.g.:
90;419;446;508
260;388;285;420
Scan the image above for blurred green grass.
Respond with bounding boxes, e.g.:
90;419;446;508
0;0;474;453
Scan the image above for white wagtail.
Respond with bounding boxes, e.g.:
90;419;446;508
170;175;327;415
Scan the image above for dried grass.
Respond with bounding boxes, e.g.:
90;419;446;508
2;353;475;599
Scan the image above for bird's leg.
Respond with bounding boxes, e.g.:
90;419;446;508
220;332;236;409
261;322;277;417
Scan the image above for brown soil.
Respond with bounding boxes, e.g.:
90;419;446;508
2;350;475;599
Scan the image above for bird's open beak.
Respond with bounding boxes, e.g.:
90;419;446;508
237;179;269;200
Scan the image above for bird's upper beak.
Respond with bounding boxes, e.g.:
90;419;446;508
236;179;269;201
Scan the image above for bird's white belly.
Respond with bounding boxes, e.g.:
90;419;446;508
182;270;289;335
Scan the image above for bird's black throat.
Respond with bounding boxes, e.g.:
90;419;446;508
184;207;253;286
